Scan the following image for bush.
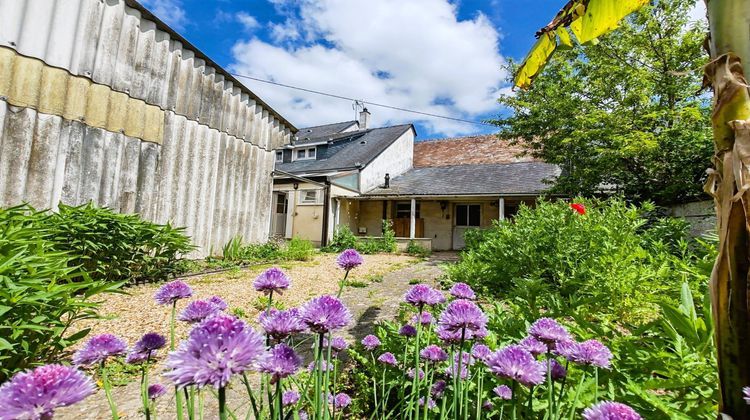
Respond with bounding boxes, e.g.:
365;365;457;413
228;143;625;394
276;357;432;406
218;237;314;264
325;220;397;254
405;240;431;257
284;237;315;261
327;226;358;251
0;205;122;381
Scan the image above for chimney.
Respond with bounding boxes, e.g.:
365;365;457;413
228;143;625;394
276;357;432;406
359;107;371;130
384;173;390;188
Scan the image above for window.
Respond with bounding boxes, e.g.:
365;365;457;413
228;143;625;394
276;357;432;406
275;151;283;162
307;148;316;158
455;204;481;227
395;202;420;218
294;147;317;161
300;190;318;204
296;149;306;159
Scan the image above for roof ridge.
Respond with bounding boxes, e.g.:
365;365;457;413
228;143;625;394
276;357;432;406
417;134;503;143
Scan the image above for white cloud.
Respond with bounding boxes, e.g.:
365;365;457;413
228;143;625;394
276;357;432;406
230;0;507;137
140;0;188;30
236;12;260;31
687;1;706;23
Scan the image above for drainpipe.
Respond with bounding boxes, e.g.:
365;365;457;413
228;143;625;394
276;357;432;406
321;180;331;247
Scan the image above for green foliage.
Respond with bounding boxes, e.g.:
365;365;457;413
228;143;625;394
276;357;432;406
326;226;358;252
0;205;122;381
325;221;397;254
405;240;431;258
218;237;315;264
493;0;711;205
222;236;244;262
285;237;315;261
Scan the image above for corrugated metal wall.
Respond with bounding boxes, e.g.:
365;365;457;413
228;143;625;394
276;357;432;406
0;0;295;257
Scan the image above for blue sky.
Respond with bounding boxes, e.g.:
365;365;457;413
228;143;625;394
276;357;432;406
136;0;701;139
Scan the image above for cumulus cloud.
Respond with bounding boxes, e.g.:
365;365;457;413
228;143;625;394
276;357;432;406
229;0;506;137
140;0;188;30
236;12;260;31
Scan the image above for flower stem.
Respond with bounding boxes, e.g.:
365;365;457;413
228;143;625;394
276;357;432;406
594;367;598;403
101;362;119;420
276;379;283;420
336;270;350;298
566;372;587;420
456;327;466;418
547;352;554;420
218;387;227;420
171;302;184;420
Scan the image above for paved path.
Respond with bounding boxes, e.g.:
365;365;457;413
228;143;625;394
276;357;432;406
56;253;456;419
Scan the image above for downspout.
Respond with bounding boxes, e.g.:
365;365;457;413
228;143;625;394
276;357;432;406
321;179;331;247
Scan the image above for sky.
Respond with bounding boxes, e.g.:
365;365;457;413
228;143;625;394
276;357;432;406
138;0;707;140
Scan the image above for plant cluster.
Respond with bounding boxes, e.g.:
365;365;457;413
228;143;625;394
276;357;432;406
326;220;398;254
221;236;315;263
406;241;432;258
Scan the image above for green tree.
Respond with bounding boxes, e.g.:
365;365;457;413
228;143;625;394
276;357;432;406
495;0;711;205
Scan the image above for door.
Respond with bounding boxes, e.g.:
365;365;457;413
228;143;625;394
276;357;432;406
453;203;481;249
272;193;288;237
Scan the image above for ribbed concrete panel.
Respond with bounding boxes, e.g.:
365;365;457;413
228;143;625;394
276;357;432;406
0;0;295;146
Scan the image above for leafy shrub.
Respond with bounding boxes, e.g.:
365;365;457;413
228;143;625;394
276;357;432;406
325;221;397;254
222;236;245;262
405;240;431;257
217;237;314;265
284;237;315;261
0;205;122;381
327;226;358;251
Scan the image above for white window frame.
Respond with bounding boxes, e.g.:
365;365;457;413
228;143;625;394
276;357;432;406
275;151;283;162
455;204;481;227
293;147;317;161
299;190;319;204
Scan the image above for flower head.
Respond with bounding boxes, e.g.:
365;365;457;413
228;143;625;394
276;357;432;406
330;393;351;409
431;380;447;398
548;359;567;380
0;364;94;419
471;344;491;361
377;352;398;366
307;361;334;372
253;267;291;295
411;311;434;326
179;299;222;323
553;340;577;359
744;387;750;405
485;345;546;387
438;299;487;334
208;296;228;311
407;368;425;380
418;397;437;409
519;336;547;357
258;344;302;383
493;385;512;400
323;336;349;354
449;283;476;300
528;318;571;348
399;324;417;337
283;391;300;406
73;334;127;366
420;345;448;362
299;295;351;334
569;339;613;369
154;280;193;305
259;308;307;340
148;384;167;400
570;203;586;215
126;333;166;364
582;401;641;420
404;284;445;307
361;335;381;351
336;249;364;271
164;313;265;388
482;400;494;411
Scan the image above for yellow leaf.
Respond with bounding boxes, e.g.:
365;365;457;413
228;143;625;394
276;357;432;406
556;27;574;49
573;0;648;45
514;32;556;90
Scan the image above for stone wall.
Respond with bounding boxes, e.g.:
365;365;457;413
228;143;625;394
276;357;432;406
667;200;716;238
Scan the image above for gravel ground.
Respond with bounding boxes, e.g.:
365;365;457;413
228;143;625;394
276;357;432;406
55;252;447;420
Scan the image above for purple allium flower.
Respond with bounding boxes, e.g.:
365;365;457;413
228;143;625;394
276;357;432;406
438;299;488;335
445;362;469;380
411;312;434;326
454;352;475;366
154;280;193;305
147;383;167;400
569;339;613;369
298;411;308;420
125;351;149;365
493;385;512;400
471;344;491;361
449;283;476;300
299;295;351;333
404;284;445;307
361;335;381;351
582;401;642;420
325;336;349;353
744;387;750;405
436;325;463;344
420;345;448;362
307;361;334;372
330;393;351;409
283;391;300;406
528;318;571;348
258;344;302;383
485;345;546;387
164;313;265;389
553;340;577;359
133;332;167;353
336;249;364;271
399;324;417;337
482;400;494;411
377;352;398;366
179;299;222;323
73;334;127;366
548;359;567;380
0;365;95;419
519;336;547;357
259;308;307;340
431;380;447;398
253;267;291;295
418;397;437;409
407;368;425;380
208;296;228;311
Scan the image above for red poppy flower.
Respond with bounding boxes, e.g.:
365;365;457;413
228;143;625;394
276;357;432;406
570;203;586;215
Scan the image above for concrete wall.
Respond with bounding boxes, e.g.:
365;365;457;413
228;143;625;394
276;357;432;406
668;200;716;238
359;129;414;192
0;0;294;257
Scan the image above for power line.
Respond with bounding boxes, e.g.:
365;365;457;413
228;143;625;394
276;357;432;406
230;73;496;127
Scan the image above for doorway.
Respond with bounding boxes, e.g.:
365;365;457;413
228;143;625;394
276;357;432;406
452;203;481;249
272;192;288;237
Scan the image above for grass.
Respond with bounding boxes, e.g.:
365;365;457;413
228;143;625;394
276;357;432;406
250;296;286;311
408;278;421;285
346;280;369;288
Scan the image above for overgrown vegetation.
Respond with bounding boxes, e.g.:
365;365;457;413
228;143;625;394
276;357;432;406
445;198;717;417
405;240;431;258
219;236;315;265
325;220;397;254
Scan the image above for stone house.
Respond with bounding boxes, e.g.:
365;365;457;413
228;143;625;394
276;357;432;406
272;114;560;250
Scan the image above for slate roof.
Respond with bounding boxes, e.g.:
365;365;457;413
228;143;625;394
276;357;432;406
364;162;560;196
294;121;359;144
277;124;415;174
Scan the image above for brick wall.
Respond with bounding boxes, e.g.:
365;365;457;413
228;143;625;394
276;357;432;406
414;135;534;167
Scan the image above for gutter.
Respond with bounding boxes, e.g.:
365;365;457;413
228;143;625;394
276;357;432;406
272;170;326;187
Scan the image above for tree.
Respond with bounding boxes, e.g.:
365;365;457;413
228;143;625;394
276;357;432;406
495;0;711;205
513;0;750;417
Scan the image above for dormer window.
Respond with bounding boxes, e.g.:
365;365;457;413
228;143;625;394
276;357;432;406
275;151;283;162
295;147;316;161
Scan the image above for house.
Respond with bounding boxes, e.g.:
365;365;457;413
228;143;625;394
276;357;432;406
273;116;560;249
0;0;295;257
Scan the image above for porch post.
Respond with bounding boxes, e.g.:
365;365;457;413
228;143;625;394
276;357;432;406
285;191;295;239
498;197;505;221
334;199;341;228
410;198;416;239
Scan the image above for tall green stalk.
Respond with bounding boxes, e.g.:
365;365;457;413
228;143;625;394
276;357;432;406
101;362;119;420
218;387;227;420
171;302;184;420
